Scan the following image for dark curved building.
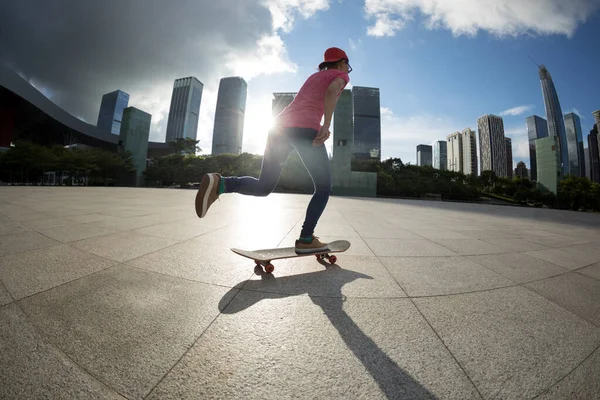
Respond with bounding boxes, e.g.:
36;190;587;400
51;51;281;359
0;64;170;157
539;65;568;177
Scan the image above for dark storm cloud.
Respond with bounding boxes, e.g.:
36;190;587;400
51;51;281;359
0;0;273;127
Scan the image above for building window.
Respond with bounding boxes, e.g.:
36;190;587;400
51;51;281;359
337;140;347;146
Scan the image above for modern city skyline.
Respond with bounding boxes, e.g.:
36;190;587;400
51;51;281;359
478;114;507;178
352;86;381;161
505;137;513;179
563;112;585;177
165;77;203;143
539;65;568;177
433;140;447;171
526;115;549;181
461;128;478;176
447;131;463;172
416;144;433;167
332;89;353;177
211;77;247;155
97;90;129;135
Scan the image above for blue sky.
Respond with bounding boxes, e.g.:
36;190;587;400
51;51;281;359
245;0;600;169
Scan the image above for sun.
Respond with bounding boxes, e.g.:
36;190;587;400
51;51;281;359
242;98;274;155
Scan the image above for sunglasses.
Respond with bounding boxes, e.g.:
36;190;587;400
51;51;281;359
344;59;353;73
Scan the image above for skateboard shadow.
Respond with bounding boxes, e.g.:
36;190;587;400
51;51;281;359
218;264;438;400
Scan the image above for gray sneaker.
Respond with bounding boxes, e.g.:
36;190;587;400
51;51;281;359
195;173;221;218
295;235;329;254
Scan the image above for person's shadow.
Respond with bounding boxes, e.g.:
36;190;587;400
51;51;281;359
218;262;438;399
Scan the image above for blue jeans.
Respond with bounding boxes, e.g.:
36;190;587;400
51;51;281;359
222;127;332;238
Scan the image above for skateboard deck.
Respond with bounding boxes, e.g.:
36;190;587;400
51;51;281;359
231;240;351;273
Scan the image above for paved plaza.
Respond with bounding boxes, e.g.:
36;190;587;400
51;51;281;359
0;187;599;399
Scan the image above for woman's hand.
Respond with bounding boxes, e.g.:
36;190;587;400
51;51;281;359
313;126;331;146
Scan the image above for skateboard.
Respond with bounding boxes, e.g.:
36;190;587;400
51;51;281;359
231;240;351;273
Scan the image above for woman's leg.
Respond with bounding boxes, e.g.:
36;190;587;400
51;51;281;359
291;130;332;240
222;128;292;196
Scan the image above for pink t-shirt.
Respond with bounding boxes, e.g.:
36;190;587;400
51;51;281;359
275;69;350;131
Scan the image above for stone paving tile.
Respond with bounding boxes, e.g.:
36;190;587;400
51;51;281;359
536;346;600;400
481;238;549;252
578;262;600;281
125;229;272;288
147;293;480;400
0;244;116;300
0;230;60;256
380;256;514;296
0;221;30;236
0;303;126;400
466;253;568;284
431;239;508;256
364;238;457;257
134;221;223;241
525;248;598;270
37;223;117;243
71;231;179;262
20;217;78;230
526;272;600;327
19;267;235;400
0;280;13;306
414;286;600;400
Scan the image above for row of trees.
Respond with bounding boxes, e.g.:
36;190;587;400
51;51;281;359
0;141;135;186
3;139;600;212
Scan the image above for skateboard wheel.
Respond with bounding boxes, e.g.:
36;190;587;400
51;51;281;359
265;263;275;273
329;255;337;264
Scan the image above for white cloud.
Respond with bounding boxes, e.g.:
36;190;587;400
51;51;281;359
263;0;331;32
364;0;599;37
499;105;534;116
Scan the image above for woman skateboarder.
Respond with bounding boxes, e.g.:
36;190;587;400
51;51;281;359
195;47;351;254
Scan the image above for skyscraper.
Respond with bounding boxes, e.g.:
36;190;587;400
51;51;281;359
589;125;600;183
515;161;529;179
165;77;203;143
97;90;129;134
564;112;585;177
447;132;463;172
526;115;549;181
352;86;381;161
211;77;247;155
535;135;561;194
461;128;478;175
433;140;447;170
478;114;507;177
584;147;591;180
539;65;568;176
505;137;513;179
416;145;433;167
593;110;600;132
333;89;353;176
272;93;296;117
118;107;151;186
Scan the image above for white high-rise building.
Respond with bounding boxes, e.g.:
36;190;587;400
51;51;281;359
165;77;203;143
478;114;507;177
461;128;478;175
447;131;463;172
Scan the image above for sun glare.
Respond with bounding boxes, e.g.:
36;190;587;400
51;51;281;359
243;99;274;155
